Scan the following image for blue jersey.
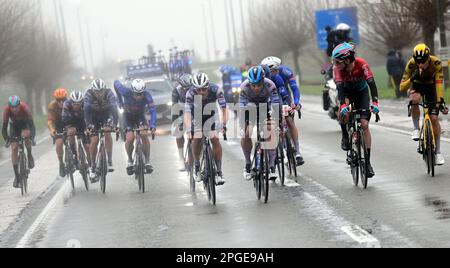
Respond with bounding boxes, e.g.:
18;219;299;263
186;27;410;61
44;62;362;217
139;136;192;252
84;88;119;126
114;80;157;129
185;84;227;114
261;65;291;105
62;100;85;128
279;66;300;105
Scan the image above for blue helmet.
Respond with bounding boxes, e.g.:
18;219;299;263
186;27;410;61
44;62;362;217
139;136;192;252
332;42;355;61
8;96;21;108
248;66;264;85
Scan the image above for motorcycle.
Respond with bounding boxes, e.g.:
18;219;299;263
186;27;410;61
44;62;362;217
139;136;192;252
321;68;339;121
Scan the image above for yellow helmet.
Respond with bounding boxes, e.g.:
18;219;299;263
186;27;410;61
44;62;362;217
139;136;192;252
413;43;431;63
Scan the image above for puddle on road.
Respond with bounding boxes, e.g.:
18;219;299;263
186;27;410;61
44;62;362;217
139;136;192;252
424;196;450;220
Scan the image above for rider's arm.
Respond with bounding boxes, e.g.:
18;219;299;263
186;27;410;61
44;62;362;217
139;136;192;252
273;75;291;105
435;60;445;102
2;108;9;141
47;103;57;133
184;91;194;131
282;68;300;105
62;101;71;126
107;91;119;126
113;80;131;97
146;92;157;129
24;104;35;139
367;78;379;102
84;92;93;127
400;59;414;93
172;87;181;123
216;86;228;127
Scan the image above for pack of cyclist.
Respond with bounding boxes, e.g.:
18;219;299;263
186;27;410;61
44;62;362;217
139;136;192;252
2;41;448;190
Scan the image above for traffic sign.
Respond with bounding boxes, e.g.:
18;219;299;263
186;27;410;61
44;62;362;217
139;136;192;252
315;7;360;50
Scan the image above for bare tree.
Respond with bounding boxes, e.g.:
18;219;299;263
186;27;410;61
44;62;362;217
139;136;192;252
359;0;421;54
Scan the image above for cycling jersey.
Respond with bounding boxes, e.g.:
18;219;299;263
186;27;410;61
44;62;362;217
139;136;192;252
239;78;280;107
400;55;444;102
62;100;86;129
185;84;227;114
266;72;291;105
114;80;157;129
2;102;36;140
48;100;64;133
84;88;119;127
172;85;190;122
278;66;300;105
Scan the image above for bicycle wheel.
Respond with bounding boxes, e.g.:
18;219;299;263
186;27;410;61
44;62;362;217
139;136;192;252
285;138;293;176
202;149;212;202
277;141;285;186
359;129;369;189
262;150;270;204
254;146;262;200
425;120;435;177
136;145;145;193
66;147;75;191
187;147;195;193
207;145;216;205
349;131;359;187
286;137;297;178
78;143;89;191
19;152;27;196
99;144;107;194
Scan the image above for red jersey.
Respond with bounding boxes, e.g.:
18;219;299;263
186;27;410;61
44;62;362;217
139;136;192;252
3;102;33;124
334;58;374;91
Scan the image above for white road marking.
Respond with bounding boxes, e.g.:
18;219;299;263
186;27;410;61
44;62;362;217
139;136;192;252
341;225;381;248
16;181;71;248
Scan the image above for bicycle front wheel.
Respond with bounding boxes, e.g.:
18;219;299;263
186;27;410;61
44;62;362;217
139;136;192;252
207;145;216;205
254;148;262;201
277;142;285;186
78;143;89;191
19;152;27;196
99;144;107;194
262;150;270;204
425;120;435;177
359;129;369;189
136;146;145;193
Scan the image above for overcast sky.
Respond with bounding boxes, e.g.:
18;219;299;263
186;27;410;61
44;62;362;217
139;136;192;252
39;0;252;71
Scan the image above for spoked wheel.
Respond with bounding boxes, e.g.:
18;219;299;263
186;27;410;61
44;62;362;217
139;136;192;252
66;149;75;191
276;142;285;186
79;144;89;191
202;150;212;202
19;153;27;196
262;151;270;204
349;132;359;187
207;146;216;205
425;121;435;177
99;145;107;194
187;147;195;193
359;130;369;189
136;147;145;193
286;138;297;178
253;147;262;201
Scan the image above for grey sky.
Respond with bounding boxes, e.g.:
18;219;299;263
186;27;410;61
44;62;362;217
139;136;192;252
39;0;250;70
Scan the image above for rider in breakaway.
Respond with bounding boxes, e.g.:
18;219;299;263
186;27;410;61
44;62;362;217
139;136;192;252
62;91;91;169
261;56;305;166
2;96;36;188
84;79;119;183
240;66;281;181
114;78;157;175
400;43;449;165
332;43;380;179
172;74;193;171
184;73;228;186
48;88;69;177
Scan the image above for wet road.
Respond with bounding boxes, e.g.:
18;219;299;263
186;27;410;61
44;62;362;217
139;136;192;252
2;95;450;248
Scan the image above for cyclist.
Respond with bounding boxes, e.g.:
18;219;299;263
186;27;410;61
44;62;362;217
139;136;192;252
184;73;227;186
240;66;281;181
62;91;91;169
172;74;193;171
2;96;36;188
84;79;119;182
114;78;157;175
400;44;449;165
327;23;354;58
333;43;380;178
48;88;68;177
261;56;305;166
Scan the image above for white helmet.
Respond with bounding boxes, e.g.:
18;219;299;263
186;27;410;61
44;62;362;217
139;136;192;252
91;79;107;91
192;73;210;89
131;79;146;93
261;56;282;70
70;91;84;103
336;23;351;31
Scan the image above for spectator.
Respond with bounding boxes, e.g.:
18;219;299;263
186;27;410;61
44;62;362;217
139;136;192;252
386;50;406;98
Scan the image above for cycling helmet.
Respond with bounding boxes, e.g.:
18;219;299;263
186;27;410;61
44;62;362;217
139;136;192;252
192;73;210;89
8;96;21;108
248;66;265;85
178;74;193;88
261;56;281;70
54;88;68;100
131;79;146;94
91;79;107;91
413;43;431;63
332;42;356;61
70;91;84;103
261;65;272;78
336;23;351;31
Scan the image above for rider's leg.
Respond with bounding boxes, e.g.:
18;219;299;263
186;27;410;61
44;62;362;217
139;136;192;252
191;135;203;167
431;114;441;154
410;92;421;131
125;131;136;162
142;134;151;164
105;133;113;163
361;119;372;160
21;129;32;157
11;142;19;179
286;117;300;153
210;133;222;174
89;136;99;167
241;125;253;166
176;136;185;161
